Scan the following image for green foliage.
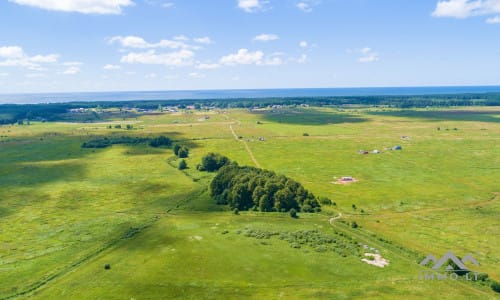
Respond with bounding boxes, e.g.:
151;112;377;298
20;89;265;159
289;208;298;218
126;124;133;130
177;146;189;158
149;136;172;148
319;197;332;205
351;221;358;229
491;281;500;293
178;159;187;170
198;153;230;172
81;136;149;148
233;208;239;215
173;144;181;156
114;124;121;129
210;164;321;212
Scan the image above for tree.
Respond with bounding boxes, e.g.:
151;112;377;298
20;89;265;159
289;208;298;218
199;153;230;172
178;146;189;158
491;281;500;293
178;159;187;170
173;144;181;156
126;124;133;130
351;221;358;228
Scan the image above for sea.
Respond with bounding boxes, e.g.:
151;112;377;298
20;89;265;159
1;86;500;104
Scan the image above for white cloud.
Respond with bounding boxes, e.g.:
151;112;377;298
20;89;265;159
296;2;312;12
145;72;157;78
299;41;308;48
63;66;80;75
63;61;82;66
253;34;279;42
261;55;283;66
220;48;264;65
0;46;24;58
196;63;220;69
486;15;500;22
357;47;379;63
109;35;191;49
0;45;59;69
162;2;174;8
173;35;189;41
297;54;307;63
238;0;268;12
103;64;121;70
30;54;59;63
189;72;205;78
296;0;320;12
121;49;195;66
193;37;213;44
432;0;500;22
0;73;8;77
9;0;134;14
25;73;47;78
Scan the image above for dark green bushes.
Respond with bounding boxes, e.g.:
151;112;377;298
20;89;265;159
197;153;230;172
210;163;321;213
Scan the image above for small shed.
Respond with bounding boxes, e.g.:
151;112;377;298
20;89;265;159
373;149;380;154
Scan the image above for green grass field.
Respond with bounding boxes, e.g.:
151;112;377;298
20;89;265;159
0;106;498;299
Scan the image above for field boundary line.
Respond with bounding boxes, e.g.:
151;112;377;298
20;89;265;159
229;122;261;168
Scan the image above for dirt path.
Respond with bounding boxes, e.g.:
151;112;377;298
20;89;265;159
329;212;343;225
229;123;261;168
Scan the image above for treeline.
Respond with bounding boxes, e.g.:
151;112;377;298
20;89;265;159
210;163;321;213
81;135;171;148
2;92;500;124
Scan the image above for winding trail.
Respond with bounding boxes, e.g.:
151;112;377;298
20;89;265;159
229;123;261;168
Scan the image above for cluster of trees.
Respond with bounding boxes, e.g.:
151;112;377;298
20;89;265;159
81;135;171;149
210;163;321;213
197;153;230;172
173;144;189;158
81;136;149;148
149;136;172;147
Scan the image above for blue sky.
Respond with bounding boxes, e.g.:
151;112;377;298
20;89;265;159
1;0;500;93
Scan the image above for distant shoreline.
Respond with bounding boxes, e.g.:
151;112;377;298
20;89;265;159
2;86;500;104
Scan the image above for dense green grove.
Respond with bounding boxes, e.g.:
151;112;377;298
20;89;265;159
81;135;171;148
2;92;500;124
197;153;230;172
210;163;321;213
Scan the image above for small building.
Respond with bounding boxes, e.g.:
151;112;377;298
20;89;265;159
373;149;380;154
341;176;353;181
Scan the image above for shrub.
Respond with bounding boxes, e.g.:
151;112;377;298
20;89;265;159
178;146;189;158
114;124;121;129
126;124;133;130
491;281;500;293
289;208;298;218
178;159;187;170
198;153;230;172
352;204;357;210
351;221;358;228
233;208;239;215
303;133;309;136
319;197;332;205
104;264;111;270
149;136;172;147
173;144;181;155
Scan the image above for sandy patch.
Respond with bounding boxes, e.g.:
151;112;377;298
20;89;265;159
189;235;203;241
361;253;390;268
332;177;358;185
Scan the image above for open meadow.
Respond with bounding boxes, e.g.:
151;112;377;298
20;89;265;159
0;105;498;299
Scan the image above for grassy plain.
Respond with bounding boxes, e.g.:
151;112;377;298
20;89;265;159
0;105;498;299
